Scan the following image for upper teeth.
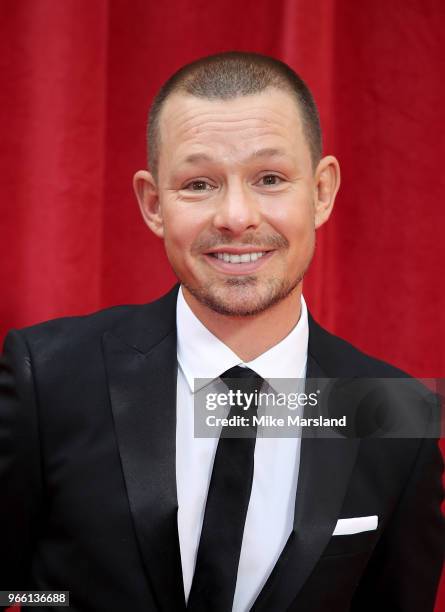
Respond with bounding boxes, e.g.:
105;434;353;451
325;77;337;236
214;252;266;263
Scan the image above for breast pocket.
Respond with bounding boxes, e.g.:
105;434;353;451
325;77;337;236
322;528;381;557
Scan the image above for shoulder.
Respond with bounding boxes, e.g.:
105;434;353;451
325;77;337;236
3;285;180;360
307;312;442;438
307;311;409;378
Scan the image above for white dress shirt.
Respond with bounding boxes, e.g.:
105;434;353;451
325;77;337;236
176;287;309;611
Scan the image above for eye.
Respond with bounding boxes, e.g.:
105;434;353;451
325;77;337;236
257;174;284;187
184;180;216;191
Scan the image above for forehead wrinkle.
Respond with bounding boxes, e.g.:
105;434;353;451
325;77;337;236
190;122;290;137
165;117;289;145
175;108;298;135
178;146;292;171
177;130;290;152
170;125;301;157
161;98;302;139
170;127;297;168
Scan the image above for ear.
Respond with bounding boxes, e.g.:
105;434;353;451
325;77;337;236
133;170;164;238
313;155;341;229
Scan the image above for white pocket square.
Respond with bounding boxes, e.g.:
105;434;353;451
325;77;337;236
333;515;378;536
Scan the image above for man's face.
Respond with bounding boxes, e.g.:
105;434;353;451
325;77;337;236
147;88;328;316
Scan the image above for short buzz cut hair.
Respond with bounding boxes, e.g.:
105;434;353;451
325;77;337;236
147;51;323;179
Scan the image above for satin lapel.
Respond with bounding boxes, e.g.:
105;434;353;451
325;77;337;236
252;353;360;611
103;327;186;611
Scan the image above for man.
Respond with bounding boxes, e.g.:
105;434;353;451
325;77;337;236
0;52;443;611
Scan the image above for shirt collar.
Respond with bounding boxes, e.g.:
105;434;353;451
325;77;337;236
176;286;308;393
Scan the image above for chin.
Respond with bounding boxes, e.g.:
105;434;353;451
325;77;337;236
183;277;301;317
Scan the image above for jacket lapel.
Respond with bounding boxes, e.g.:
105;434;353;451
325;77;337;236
252;321;360;611
103;286;186;611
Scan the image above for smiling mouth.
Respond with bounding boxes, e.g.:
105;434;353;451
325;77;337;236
209;251;267;264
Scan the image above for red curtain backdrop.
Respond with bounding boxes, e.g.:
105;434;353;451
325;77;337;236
1;1;444;609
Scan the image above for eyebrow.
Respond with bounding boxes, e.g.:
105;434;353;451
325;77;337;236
181;148;288;166
250;147;288;160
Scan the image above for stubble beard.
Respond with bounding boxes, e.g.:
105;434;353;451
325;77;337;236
181;273;304;316
172;230;315;317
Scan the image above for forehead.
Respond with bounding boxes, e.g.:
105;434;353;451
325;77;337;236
157;88;308;168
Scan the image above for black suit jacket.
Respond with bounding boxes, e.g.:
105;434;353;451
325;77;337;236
0;285;443;611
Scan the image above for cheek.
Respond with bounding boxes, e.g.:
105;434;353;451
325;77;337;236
162;203;213;247
264;200;314;243
261;185;314;224
161;207;203;268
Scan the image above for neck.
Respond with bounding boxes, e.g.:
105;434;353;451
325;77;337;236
182;286;302;362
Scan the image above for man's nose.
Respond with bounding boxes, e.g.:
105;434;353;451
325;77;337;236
212;182;261;235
